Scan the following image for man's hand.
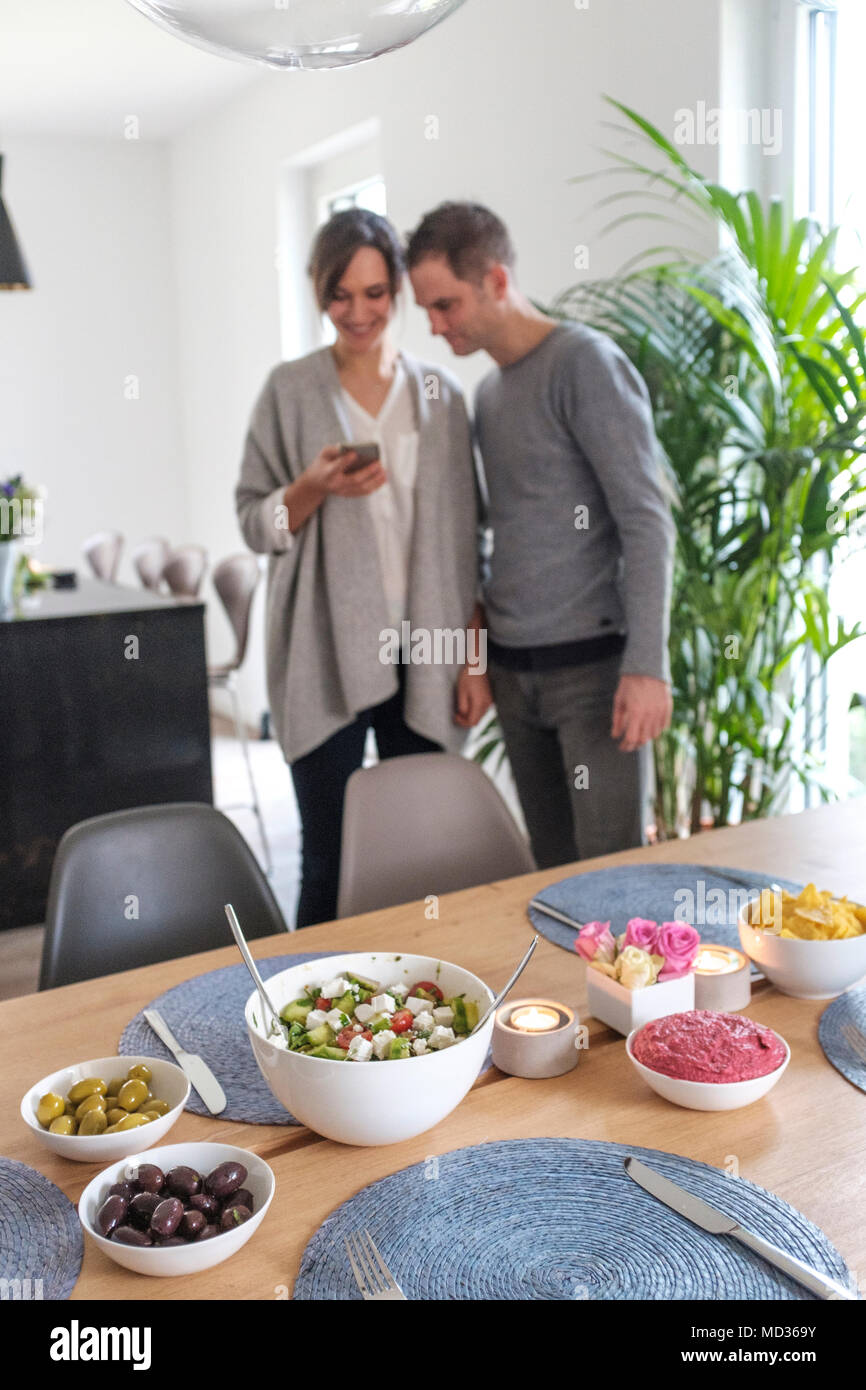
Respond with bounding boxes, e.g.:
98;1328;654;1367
454;667;494;728
611;674;672;752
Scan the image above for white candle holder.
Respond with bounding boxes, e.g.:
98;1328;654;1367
492;998;580;1079
585;969;695;1036
693;944;751;1010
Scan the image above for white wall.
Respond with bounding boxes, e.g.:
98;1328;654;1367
0;137;188;583
170;0;726;728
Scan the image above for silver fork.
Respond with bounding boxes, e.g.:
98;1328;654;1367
344;1229;407;1301
841;1023;866;1065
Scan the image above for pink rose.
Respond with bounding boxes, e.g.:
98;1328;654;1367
656;921;701;980
575;920;616;965
624;917;660;954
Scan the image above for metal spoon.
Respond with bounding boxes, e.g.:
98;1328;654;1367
472;935;540;1035
224;902;283;1038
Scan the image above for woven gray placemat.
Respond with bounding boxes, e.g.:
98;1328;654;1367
294;1136;852;1301
119;952;334;1125
528;864;802;953
120;951;493;1125
0;1158;83;1300
818;987;866;1094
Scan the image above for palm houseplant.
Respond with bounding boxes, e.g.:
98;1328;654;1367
474;101;866;837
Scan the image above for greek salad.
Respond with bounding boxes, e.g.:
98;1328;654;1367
277;973;480;1061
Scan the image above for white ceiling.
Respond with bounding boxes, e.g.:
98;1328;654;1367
0;0;259;140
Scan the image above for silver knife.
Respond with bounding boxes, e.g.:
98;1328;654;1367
624;1157;857;1300
529;898;584;931
143;1008;227;1115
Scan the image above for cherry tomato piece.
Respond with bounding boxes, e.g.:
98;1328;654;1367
335;1024;360;1050
391;1009;414;1034
315;997;332;1010
409;980;444;1003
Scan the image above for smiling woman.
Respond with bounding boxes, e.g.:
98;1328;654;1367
235;206;487;928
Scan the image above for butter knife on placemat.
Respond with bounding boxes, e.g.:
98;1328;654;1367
624;1157;856;1300
143;1008;227;1115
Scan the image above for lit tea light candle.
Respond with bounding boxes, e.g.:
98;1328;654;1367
493;998;579;1079
694;944;750;1010
509;1004;561;1033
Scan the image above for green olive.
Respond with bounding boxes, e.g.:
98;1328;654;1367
106;1077;127;1097
68;1077;107;1105
75;1093;107;1119
64;1100;77;1116
106;1107;127;1125
117;1079;149;1112
36;1093;66;1127
127;1064;152;1084
78;1109;108;1136
140;1098;170;1118
103;1095;118;1109
106;1112;151;1132
48;1114;77;1135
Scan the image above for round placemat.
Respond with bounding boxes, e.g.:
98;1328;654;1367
818;986;866;1094
528;864;802;953
0;1159;83;1300
294;1137;852;1301
120;952;492;1125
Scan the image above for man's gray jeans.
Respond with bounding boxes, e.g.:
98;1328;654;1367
488;654;648;870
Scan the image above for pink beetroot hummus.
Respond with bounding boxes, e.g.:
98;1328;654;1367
632;1010;787;1083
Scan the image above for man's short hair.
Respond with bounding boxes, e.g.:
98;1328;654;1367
406;202;515;283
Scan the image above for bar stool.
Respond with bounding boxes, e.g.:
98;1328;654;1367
82;531;123;583
208;553;274;879
133;537;170;592
163;544;208;599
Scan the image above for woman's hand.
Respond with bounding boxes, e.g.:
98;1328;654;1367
306;445;387;499
453;667;494;728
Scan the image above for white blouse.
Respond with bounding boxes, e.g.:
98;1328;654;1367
341;358;419;629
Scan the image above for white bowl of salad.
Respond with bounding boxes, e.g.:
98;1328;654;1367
244;952;494;1146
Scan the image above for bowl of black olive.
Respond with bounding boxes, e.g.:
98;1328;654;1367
78;1142;275;1275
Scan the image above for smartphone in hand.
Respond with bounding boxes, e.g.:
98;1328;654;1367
339;442;380;475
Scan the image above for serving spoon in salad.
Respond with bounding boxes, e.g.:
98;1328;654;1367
471;934;539;1035
225;902;283;1038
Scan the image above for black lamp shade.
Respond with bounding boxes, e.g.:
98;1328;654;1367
0;155;32;290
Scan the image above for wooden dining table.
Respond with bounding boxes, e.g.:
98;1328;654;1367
2;798;865;1301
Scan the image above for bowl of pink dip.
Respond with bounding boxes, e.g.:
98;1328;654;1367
626;1010;790;1111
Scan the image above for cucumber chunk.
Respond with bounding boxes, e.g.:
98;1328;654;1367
308;1045;348;1061
280;1001;312;1025
306;1023;336;1047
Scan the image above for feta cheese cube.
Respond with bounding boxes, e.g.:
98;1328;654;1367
371;1029;396;1059
414;1010;435;1033
354;1002;376;1024
406;995;430;1016
346;1035;373;1062
303;1009;328;1029
322;977;350;998
428;1025;456;1050
432;1005;454;1026
370;993;396;1015
325;1008;349;1031
388;981;408;998
412;1038;428;1056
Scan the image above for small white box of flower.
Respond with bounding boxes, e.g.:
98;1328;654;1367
577;919;699;1037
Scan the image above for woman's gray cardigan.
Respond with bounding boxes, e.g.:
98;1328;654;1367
235;347;479;765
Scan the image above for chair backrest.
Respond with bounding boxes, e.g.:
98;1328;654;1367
132;537;170;591
39;803;287;990
212;554;261;670
82;530;123;583
337;753;536;919
163;545;208;598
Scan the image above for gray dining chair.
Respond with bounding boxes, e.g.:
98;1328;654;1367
208;554;272;876
163;545;208;599
132;537;170;592
82;530;123;583
38;803;288;990
337;752;536;919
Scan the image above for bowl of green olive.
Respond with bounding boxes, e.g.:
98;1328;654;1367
20;1056;190;1162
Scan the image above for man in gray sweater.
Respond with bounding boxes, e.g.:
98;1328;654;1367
408;202;674;867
